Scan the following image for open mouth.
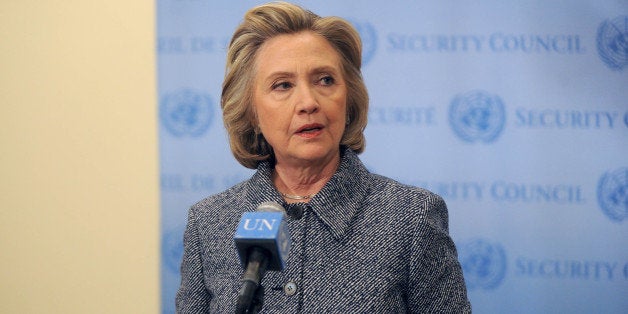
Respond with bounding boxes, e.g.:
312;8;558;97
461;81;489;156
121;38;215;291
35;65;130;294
296;124;323;134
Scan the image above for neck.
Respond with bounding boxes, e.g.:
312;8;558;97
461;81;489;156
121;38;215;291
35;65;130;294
273;151;340;203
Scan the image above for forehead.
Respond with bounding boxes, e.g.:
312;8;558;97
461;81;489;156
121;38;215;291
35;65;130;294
255;31;343;74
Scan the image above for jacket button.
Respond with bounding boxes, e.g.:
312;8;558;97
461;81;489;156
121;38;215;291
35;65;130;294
283;281;297;296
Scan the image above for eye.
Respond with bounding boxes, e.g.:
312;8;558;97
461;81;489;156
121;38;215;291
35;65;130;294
272;81;293;91
318;75;335;86
271;81;292;91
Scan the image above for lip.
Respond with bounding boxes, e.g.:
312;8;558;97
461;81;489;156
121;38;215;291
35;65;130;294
295;123;324;137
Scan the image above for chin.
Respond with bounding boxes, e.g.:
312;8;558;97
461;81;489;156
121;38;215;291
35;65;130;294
292;144;339;163
307;146;340;159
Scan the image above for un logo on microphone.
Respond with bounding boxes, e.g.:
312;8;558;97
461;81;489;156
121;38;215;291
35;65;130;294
160;89;214;137
458;239;507;290
449;90;506;143
596;16;628;71
349;20;377;67
597;167;628;222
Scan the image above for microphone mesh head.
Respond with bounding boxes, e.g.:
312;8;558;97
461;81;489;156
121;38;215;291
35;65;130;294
256;201;285;213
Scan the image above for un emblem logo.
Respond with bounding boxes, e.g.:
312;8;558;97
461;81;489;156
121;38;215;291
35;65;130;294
349;20;377;66
597;167;628;222
449;90;506;143
160;89;214;137
458;239;507;290
596;16;628;71
162;228;184;274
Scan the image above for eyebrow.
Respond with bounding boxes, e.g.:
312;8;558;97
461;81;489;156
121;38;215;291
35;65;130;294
267;65;340;77
264;71;295;82
263;66;341;83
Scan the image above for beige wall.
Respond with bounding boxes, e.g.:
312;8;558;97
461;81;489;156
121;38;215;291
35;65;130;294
0;1;159;313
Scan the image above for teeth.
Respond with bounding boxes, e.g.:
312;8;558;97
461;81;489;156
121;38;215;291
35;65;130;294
300;126;320;132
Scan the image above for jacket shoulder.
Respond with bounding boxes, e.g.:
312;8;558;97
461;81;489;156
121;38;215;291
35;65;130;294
366;173;449;231
368;173;445;204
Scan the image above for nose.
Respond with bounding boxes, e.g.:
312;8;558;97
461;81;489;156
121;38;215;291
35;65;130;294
295;84;319;114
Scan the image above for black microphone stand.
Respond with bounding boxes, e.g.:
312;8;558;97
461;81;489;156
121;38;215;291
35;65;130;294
235;247;269;314
248;285;265;313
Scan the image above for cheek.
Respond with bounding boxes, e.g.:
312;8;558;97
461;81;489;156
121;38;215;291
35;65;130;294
330;102;348;134
257;106;290;135
252;98;272;130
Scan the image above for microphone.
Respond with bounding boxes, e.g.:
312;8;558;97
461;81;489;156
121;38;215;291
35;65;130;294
233;202;291;313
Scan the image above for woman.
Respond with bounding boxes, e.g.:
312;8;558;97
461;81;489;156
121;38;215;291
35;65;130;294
176;2;471;313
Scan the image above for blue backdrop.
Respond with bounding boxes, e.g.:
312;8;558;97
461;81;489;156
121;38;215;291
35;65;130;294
157;1;628;313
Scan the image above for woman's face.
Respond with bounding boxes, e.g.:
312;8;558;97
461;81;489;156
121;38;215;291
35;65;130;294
252;31;347;167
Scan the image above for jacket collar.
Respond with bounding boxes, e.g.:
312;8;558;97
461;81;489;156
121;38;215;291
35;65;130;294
245;146;370;240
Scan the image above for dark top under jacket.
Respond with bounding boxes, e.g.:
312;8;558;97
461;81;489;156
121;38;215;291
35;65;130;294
176;146;472;313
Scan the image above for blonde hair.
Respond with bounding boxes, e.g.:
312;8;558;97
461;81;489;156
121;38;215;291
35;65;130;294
221;1;369;169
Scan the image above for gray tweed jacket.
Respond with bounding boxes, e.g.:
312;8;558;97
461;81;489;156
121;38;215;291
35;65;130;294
176;147;471;313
